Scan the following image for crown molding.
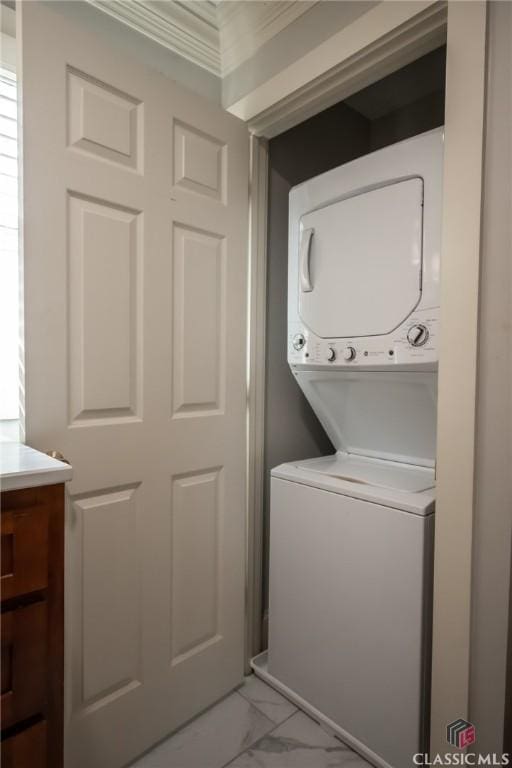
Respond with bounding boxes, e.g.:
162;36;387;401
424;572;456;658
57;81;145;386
89;0;221;75
218;1;318;76
88;1;320;80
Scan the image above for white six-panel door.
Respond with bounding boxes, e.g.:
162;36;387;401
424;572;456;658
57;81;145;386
19;3;249;766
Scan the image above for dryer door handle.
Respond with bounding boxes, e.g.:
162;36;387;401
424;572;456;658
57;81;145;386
300;227;314;292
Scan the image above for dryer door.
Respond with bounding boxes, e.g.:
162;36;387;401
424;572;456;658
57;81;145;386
298;178;423;338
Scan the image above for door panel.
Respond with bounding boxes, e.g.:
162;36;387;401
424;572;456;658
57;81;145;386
172;225;225;416
78;487;141;707
174;120;226;201
170;469;222;663
20;3;249;767
68;193;142;424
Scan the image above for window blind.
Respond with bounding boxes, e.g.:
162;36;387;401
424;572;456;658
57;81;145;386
0;66;19;420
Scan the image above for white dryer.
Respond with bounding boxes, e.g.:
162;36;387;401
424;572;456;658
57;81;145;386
254;129;444;768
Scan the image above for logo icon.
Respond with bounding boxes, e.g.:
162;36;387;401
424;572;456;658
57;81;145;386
447;719;476;749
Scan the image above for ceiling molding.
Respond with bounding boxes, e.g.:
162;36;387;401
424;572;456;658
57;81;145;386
218;1;318;76
88;1;319;80
89;0;221;75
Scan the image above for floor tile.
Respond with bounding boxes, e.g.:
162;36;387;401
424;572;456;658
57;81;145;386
226;711;372;768
131;692;274;768
237;676;297;724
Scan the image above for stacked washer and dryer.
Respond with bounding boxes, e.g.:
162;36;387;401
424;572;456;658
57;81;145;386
252;128;444;768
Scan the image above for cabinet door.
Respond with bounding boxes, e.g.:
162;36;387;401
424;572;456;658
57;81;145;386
1;721;47;768
1;602;47;729
1;504;48;601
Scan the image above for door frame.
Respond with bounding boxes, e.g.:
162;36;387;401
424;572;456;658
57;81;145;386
241;0;487;755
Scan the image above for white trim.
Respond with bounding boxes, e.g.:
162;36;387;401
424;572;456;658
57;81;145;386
218;1;317;77
245;134;268;666
227;0;446;138
252;651;394;768
430;1;487;754
88;0;221;75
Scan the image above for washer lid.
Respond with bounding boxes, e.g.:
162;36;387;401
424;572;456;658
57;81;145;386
298;177;423;339
292;453;434;492
294;369;437;467
272;454;435;516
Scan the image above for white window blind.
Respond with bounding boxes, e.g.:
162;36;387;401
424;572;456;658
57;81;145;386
0;66;19;421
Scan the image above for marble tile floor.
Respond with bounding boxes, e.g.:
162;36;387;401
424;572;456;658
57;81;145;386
131;675;372;768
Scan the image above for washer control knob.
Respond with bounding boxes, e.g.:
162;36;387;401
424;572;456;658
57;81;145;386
343;346;356;361
407;324;429;347
326;347;336;362
292;334;306;351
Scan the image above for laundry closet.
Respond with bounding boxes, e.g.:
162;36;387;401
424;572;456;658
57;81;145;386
258;45;447;768
263;44;446;609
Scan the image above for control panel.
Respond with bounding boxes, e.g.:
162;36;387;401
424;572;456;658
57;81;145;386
288;308;438;368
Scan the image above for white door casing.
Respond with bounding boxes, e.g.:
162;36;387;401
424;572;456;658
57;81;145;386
19;3;249;767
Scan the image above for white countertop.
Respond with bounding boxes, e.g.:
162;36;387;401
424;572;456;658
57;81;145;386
0;442;73;492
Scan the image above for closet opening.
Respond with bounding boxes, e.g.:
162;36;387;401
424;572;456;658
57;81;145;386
262;44;447;638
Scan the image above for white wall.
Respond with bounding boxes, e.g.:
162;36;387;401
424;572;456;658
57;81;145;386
469;0;512;751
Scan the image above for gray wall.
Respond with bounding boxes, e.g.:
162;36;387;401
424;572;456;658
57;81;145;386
370;91;445;152
469;0;512;752
263;62;445;611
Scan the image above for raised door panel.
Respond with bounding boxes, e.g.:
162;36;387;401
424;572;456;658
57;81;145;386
70;487;142;711
67;68;142;171
172;226;225;417
68;194;142;425
171;469;222;665
174;121;226;202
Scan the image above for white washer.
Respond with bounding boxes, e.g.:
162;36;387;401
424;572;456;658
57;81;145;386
254;129;444;768
266;457;434;768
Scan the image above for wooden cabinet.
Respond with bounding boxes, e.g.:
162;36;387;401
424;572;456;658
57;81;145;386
1;721;47;768
1;484;64;768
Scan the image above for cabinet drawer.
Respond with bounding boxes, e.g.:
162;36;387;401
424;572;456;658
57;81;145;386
1;505;49;601
1;602;47;729
1;721;47;768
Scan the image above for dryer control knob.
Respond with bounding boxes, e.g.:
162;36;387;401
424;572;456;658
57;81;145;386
326;347;336;362
407;324;429;347
343;346;356;361
292;333;306;351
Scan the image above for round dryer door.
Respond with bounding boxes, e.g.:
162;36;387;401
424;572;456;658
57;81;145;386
298;177;423;339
